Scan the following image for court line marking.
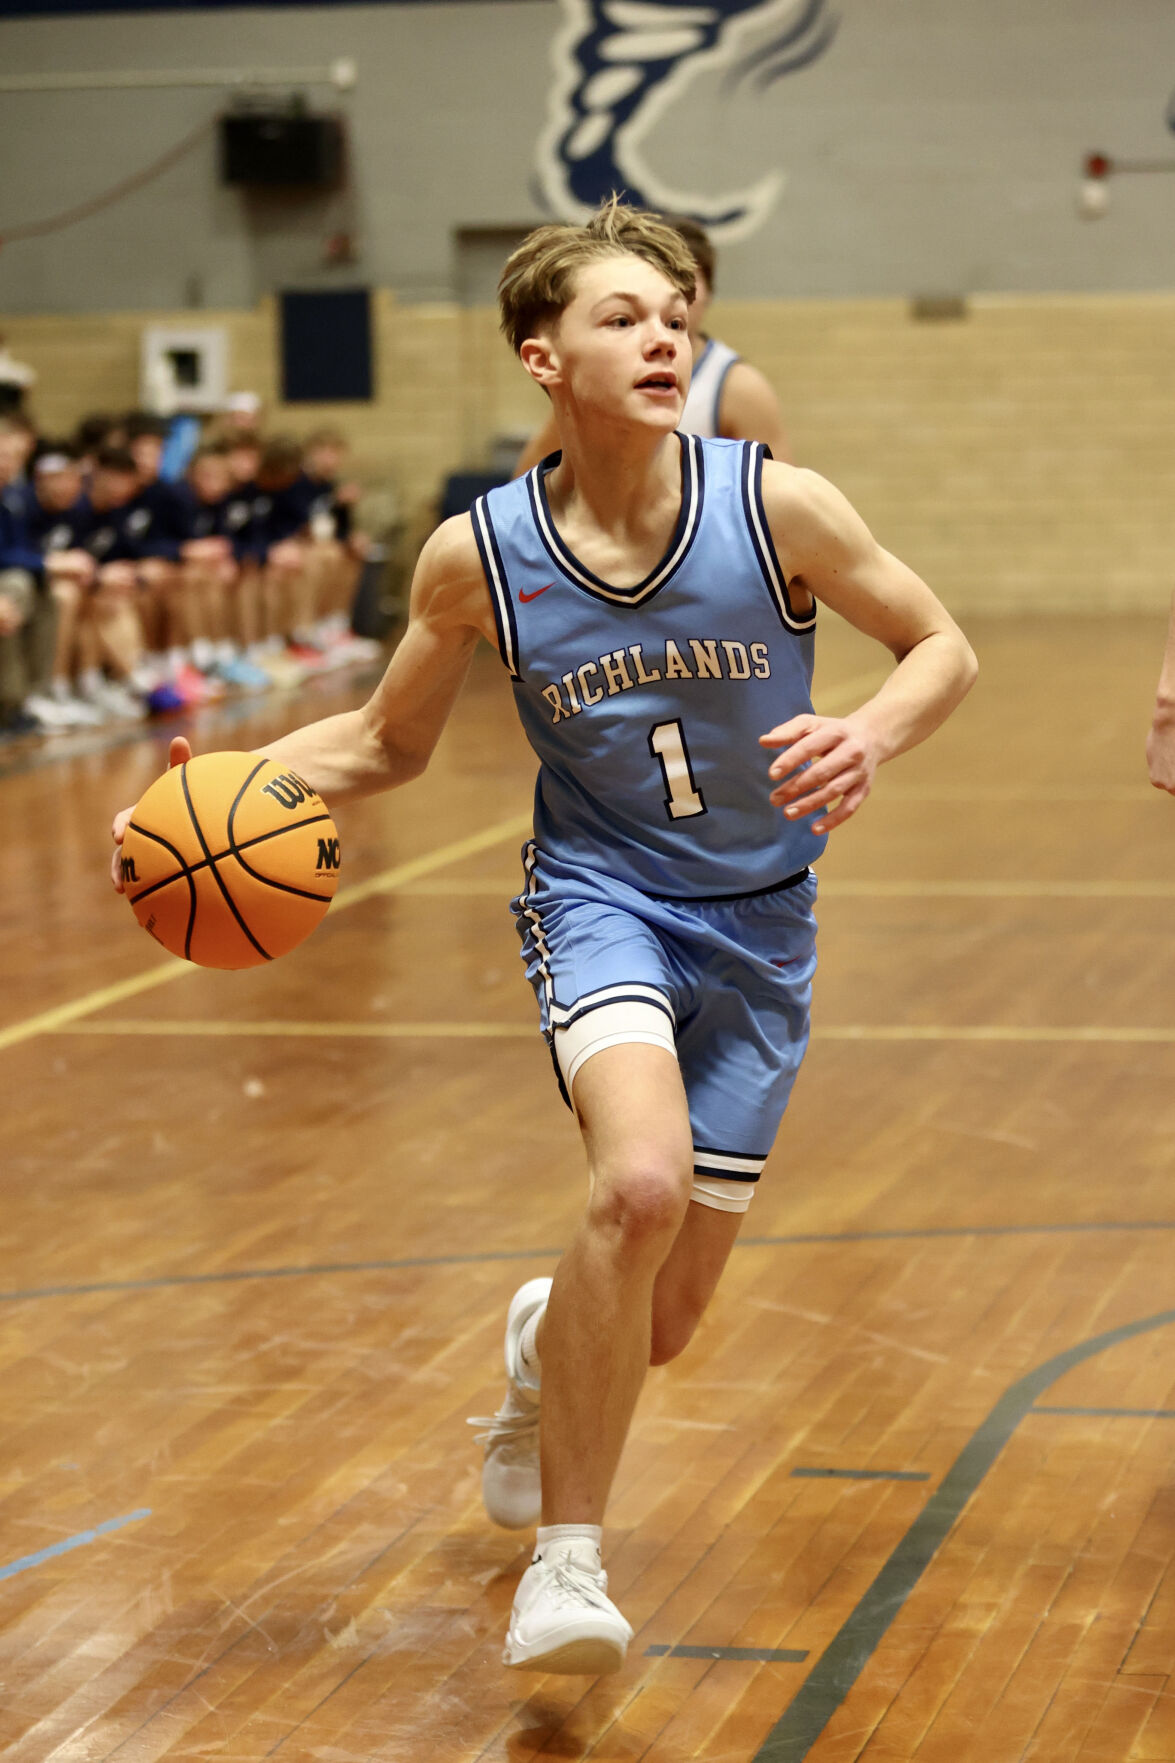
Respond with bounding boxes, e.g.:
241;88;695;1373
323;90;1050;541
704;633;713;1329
50;1020;1175;1045
3;1221;1173;1305
394;878;1175;898
0;812;532;1055
647;1645;810;1663
0;1508;150;1584
1031;1405;1175;1419
753;1306;1175;1762
790;1468;930;1482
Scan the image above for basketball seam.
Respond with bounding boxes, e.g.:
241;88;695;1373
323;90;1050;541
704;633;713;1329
125;814;335;907
226;770;336;904
179;763;273;963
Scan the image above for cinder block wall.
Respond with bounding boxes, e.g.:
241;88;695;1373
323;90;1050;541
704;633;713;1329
5;290;1174;614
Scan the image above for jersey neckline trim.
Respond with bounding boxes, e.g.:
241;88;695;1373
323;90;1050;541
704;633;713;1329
526;432;705;608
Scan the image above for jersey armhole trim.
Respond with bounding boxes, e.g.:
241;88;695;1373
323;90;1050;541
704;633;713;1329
471;495;520;677
742;442;817;634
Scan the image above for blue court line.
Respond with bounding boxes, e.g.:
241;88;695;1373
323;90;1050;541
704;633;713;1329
2;1220;1174;1306
0;1509;150;1584
647;1645;809;1662
1032;1405;1175;1418
790;1468;930;1482
752;1306;1175;1762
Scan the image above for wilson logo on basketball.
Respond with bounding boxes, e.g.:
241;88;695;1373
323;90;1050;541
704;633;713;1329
316;837;341;872
120;855;139;883
260;771;314;811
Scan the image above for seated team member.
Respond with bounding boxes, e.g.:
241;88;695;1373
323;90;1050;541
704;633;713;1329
179;443;269;691
250;436;323;673
21;442;112;728
295;428;374;658
113;202;976;1673
84;446;172;710
0;459;53;737
514;213;791;473
74;412;125;481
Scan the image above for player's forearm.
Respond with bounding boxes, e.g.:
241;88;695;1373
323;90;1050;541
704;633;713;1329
259;706;425;803
853;627;977;764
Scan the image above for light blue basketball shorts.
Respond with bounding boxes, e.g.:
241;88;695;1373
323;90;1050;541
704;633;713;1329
511;843;818;1213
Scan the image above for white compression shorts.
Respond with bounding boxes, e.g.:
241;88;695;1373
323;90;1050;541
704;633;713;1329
551;999;758;1214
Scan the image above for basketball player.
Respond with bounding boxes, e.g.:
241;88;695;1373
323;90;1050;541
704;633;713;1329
514;214;790;471
113;202;976;1677
1147;586;1175;793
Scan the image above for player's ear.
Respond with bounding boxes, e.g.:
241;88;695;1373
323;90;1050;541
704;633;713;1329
519;334;560;391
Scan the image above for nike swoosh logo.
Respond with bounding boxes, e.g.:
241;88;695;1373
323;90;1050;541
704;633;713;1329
518;581;555;603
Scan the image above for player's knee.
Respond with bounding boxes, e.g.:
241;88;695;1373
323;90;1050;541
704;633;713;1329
588;1160;690;1259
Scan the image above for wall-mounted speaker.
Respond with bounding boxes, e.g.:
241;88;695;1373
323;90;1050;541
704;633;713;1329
219;113;343;188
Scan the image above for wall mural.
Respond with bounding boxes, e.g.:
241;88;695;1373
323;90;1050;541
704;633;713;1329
537;0;839;239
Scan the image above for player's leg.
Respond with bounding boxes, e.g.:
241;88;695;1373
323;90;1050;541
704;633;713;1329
538;1037;693;1524
503;1034;691;1674
649;873;820;1365
649;1200;744;1366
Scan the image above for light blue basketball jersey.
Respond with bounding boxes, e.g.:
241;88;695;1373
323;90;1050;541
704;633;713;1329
472;434;827;898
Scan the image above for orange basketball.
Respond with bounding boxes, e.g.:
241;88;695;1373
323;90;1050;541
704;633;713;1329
120;751;341;969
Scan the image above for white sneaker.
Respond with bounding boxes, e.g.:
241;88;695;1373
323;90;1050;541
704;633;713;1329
468;1276;551;1530
24;691;100;732
504;1540;633;1674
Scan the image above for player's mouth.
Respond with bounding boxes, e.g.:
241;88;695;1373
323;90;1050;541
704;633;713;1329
635;372;679;398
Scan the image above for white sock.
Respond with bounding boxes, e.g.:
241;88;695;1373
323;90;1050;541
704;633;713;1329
517;1309;543;1389
535;1523;602;1564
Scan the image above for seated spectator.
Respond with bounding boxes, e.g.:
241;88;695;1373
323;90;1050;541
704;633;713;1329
0;432;59;735
178;444;268;691
21;443;110;728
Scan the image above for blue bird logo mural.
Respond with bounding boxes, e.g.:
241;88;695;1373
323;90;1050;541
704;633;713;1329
537;0;839;239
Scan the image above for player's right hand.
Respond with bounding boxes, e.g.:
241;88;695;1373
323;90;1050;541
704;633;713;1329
110;735;192;893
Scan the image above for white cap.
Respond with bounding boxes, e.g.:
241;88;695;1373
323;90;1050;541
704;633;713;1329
225;391;262;415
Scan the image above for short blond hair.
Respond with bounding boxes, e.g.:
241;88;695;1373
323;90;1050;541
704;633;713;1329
498;197;697;357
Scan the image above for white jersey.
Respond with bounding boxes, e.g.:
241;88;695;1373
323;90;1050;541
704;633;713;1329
680;337;739;438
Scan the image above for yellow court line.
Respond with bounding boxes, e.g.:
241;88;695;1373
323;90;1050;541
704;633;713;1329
62;1019;535;1039
52;1019;1175;1045
819;880;1175;899
407;878;1175;900
0;811;533;1056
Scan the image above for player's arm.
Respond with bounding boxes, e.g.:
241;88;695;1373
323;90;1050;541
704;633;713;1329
719;362;792;463
513;413;561;478
1146;586;1175;794
111;517;489;890
759;464;978;833
259;516;485;798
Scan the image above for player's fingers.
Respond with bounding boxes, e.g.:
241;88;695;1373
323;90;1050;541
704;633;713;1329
770;748;854;802
775;763;863;816
765;729;844;780
168;736;192;769
759;715;819;750
812;783;870;833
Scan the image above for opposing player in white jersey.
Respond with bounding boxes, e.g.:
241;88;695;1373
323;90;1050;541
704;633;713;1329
113;202;976;1677
514;213;789;469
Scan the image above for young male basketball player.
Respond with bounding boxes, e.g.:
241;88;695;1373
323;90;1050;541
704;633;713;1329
514;213;790;470
113;202;976;1677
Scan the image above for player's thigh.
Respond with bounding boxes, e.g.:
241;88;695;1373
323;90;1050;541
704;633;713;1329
570;1041;694;1235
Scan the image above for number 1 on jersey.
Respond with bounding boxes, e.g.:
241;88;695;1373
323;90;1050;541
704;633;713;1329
649;719;707;821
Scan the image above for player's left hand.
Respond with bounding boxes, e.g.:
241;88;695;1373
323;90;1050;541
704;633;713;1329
1146;712;1175;795
761;713;879;833
110;735;192;892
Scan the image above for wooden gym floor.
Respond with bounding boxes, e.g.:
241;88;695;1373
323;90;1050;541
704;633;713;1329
1;612;1174;1762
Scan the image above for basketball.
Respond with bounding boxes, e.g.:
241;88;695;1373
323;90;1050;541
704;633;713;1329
119;751;341;969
